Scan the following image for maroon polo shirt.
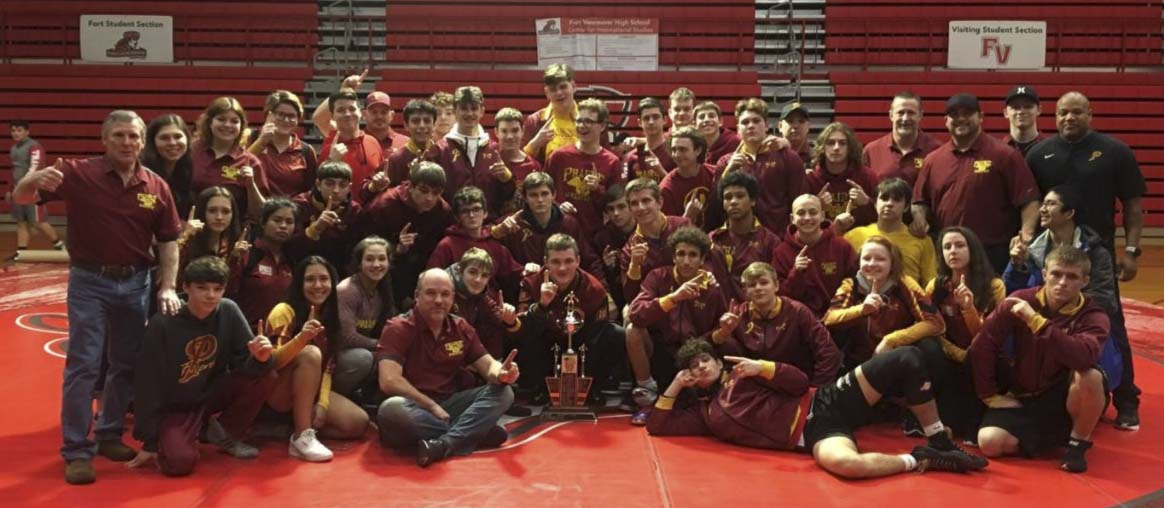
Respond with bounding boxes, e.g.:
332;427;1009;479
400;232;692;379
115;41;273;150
862;131;942;186
256;136;317;198
377;311;488;400
226;238;293;327
913;133;1040;246
40;156;181;267
190;142;269;217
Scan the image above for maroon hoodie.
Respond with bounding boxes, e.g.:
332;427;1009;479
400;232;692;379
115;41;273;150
771;223;857;317
428;225;524;291
628;266;727;350
619;214;691;303
707;218;781;302
804;163;878;231
425;137;515;220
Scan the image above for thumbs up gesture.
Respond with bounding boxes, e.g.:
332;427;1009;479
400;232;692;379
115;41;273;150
33;158;66;192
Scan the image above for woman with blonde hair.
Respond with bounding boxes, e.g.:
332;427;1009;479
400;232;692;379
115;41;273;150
250;90;318;197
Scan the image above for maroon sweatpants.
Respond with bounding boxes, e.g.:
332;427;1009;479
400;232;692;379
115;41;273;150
157;371;277;476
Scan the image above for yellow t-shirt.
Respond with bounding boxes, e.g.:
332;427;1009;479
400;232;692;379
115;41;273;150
265;303;333;409
844;224;937;287
526;103;578;159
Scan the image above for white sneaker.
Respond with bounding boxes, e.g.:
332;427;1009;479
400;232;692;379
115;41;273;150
288;429;333;462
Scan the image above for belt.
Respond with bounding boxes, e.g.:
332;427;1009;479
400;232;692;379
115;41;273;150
72;262;147;280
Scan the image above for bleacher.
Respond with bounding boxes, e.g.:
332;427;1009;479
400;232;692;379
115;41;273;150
378;68;761;137
384;0;755;68
824;0;1161;69
831;71;1164;228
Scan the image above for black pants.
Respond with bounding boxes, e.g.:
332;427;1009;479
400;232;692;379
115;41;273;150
984;242;1010;278
914;338;984;439
1110;285;1141;411
518;322;626;395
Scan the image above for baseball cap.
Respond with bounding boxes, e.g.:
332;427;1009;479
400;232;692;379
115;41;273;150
1004;85;1039;106
780;102;809;121
366;91;392;109
945;93;980;114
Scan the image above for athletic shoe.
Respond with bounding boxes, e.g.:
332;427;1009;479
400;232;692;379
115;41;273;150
901;413;924;438
630;408;650;426
417;438;450;467
96;439;137;462
631;386;658;407
505;405;533;417
206;418;259;459
1061;438;1092;473
1115;409;1140;431
617;393;638;412
911;445;988;473
65;459;96;485
288;429;333;462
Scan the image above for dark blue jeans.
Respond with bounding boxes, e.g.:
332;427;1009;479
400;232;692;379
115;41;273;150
377;383;513;455
60;266;150;461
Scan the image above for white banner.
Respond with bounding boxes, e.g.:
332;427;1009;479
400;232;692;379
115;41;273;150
80;15;174;63
947;20;1046;69
536;18;658;71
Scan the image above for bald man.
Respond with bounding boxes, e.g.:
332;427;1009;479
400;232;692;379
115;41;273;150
1026;91;1146;431
375;269;520;467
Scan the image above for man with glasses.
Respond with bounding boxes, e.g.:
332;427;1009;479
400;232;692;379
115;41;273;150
544;98;624;237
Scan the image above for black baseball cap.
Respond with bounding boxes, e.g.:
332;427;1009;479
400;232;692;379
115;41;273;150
780;102;809;121
1005;85;1039;106
945;93;980;114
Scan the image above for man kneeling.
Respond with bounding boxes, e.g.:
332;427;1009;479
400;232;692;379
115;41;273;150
130;256;277;476
376;269;520;467
970;245;1109;473
647;339;988;479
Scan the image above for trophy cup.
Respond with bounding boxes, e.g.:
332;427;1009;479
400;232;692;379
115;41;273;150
542;292;597;421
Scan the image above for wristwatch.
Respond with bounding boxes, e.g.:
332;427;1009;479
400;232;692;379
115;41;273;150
1125;246;1142;258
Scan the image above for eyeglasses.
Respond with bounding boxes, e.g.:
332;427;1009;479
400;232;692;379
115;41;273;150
272;112;299;122
459;206;486;215
575;118;600;126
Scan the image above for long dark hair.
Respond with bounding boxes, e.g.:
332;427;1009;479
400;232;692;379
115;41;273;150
188;186;240;260
143;113;193;215
347;235;398;335
243;198;296;276
285;256;341;357
935;226;996;312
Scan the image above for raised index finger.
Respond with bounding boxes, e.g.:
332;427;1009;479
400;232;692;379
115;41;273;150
799;244;809;257
187;206;196;222
543;270;551;284
401;222;412;234
256;319;265;336
722;355;748;364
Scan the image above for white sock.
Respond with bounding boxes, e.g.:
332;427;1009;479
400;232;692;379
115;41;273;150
637;378;658;392
923;420;946;437
899;453;918;471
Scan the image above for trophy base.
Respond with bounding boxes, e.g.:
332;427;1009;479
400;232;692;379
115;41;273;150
540;405;598;422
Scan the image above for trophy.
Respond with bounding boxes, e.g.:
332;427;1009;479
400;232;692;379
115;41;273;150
542;292;597;421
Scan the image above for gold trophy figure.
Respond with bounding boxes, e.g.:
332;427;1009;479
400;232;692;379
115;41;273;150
542;292;597;421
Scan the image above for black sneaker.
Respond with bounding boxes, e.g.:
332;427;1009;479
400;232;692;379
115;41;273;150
64;459;96;485
505;405;533;417
416;438;450;467
901;413;924;438
911;445;988;473
1115;408;1140;431
96;439;137;462
1061;438;1092;473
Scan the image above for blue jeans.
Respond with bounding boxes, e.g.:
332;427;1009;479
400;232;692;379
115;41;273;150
60;267;150;461
377;383;513;455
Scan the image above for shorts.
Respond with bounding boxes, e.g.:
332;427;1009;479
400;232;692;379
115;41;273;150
802;372;876;449
979;376;1072;457
11;203;42;223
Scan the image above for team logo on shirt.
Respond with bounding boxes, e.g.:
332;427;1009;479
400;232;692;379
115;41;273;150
914;158;924;169
682;187;710;208
973;160;992;173
179;334;218;383
136;193;158;210
444;340;465;357
1089;150;1102;162
820;261;837;275
221;165;242;180
564;167;598;199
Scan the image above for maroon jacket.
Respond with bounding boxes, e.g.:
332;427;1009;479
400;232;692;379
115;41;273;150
628;267;727;349
969;286;1109;399
719;297;841;386
517;268;612;347
619;214;692;302
706;219;781;302
624;140;677;181
710;146;805;233
492;204;599;273
771;224;857;317
357;182;455;296
386;139;432;187
705;129;742;166
451;273;512;359
646;367;815;451
425;137;515;220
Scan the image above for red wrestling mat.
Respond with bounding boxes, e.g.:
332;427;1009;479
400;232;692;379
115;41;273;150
2;264;1163;507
